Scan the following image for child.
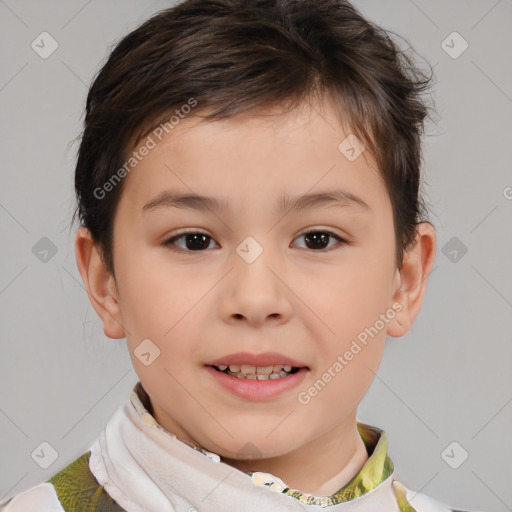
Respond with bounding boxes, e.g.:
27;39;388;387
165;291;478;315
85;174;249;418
0;0;480;510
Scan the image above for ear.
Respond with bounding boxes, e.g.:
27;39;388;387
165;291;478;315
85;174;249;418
75;226;126;339
387;222;436;338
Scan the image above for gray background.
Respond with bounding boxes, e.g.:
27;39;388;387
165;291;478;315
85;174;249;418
1;0;511;510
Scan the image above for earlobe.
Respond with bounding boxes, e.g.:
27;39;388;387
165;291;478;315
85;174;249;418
75;226;126;339
386;222;436;338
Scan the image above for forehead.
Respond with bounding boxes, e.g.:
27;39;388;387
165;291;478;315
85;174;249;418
116;98;390;224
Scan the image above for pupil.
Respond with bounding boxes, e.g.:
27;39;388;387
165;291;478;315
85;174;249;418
305;232;329;250
185;233;209;250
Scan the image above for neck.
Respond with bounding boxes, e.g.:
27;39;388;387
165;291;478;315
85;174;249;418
224;416;369;496
146;386;369;497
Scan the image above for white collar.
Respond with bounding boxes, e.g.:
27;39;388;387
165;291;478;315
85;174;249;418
87;382;400;511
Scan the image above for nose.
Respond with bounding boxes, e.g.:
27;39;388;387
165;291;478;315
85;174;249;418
218;246;293;328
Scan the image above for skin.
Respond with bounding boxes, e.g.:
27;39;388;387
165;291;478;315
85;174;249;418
75;95;436;495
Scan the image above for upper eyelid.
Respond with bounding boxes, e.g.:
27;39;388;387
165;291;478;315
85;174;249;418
166;227;346;240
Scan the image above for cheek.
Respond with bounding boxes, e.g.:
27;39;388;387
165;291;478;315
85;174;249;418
116;251;202;334
127;323;199;404
300;251;391;384
299;330;386;418
307;262;391;337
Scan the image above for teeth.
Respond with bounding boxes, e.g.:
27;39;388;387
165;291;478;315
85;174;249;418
225;364;294;374
216;363;299;380
217;364;302;380
240;365;256;375
235;373;258;380
256;366;274;375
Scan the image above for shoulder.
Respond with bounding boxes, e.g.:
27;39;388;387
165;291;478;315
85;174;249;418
0;451;125;512
393;480;480;512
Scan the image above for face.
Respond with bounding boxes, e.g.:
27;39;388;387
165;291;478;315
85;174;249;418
106;96;401;461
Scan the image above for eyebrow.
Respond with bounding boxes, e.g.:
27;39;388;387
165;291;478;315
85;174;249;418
142;189;370;216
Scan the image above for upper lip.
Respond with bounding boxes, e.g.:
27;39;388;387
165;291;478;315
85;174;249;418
206;352;308;368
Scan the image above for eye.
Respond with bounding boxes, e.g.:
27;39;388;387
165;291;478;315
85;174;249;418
162;229;347;253
163;230;219;252
292;230;346;251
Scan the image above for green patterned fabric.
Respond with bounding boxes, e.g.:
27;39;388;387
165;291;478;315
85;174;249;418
46;451;124;512
394;481;418;511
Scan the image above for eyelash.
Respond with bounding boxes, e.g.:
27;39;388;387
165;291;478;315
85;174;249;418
162;229;347;254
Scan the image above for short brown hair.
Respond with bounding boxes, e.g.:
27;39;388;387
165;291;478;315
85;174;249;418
72;0;434;276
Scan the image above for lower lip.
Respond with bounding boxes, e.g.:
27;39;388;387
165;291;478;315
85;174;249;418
204;366;308;400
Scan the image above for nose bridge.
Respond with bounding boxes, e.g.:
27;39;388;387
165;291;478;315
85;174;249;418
233;234;279;289
219;233;292;324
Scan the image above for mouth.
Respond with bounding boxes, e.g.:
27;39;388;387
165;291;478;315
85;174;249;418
204;352;310;400
209;363;302;380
